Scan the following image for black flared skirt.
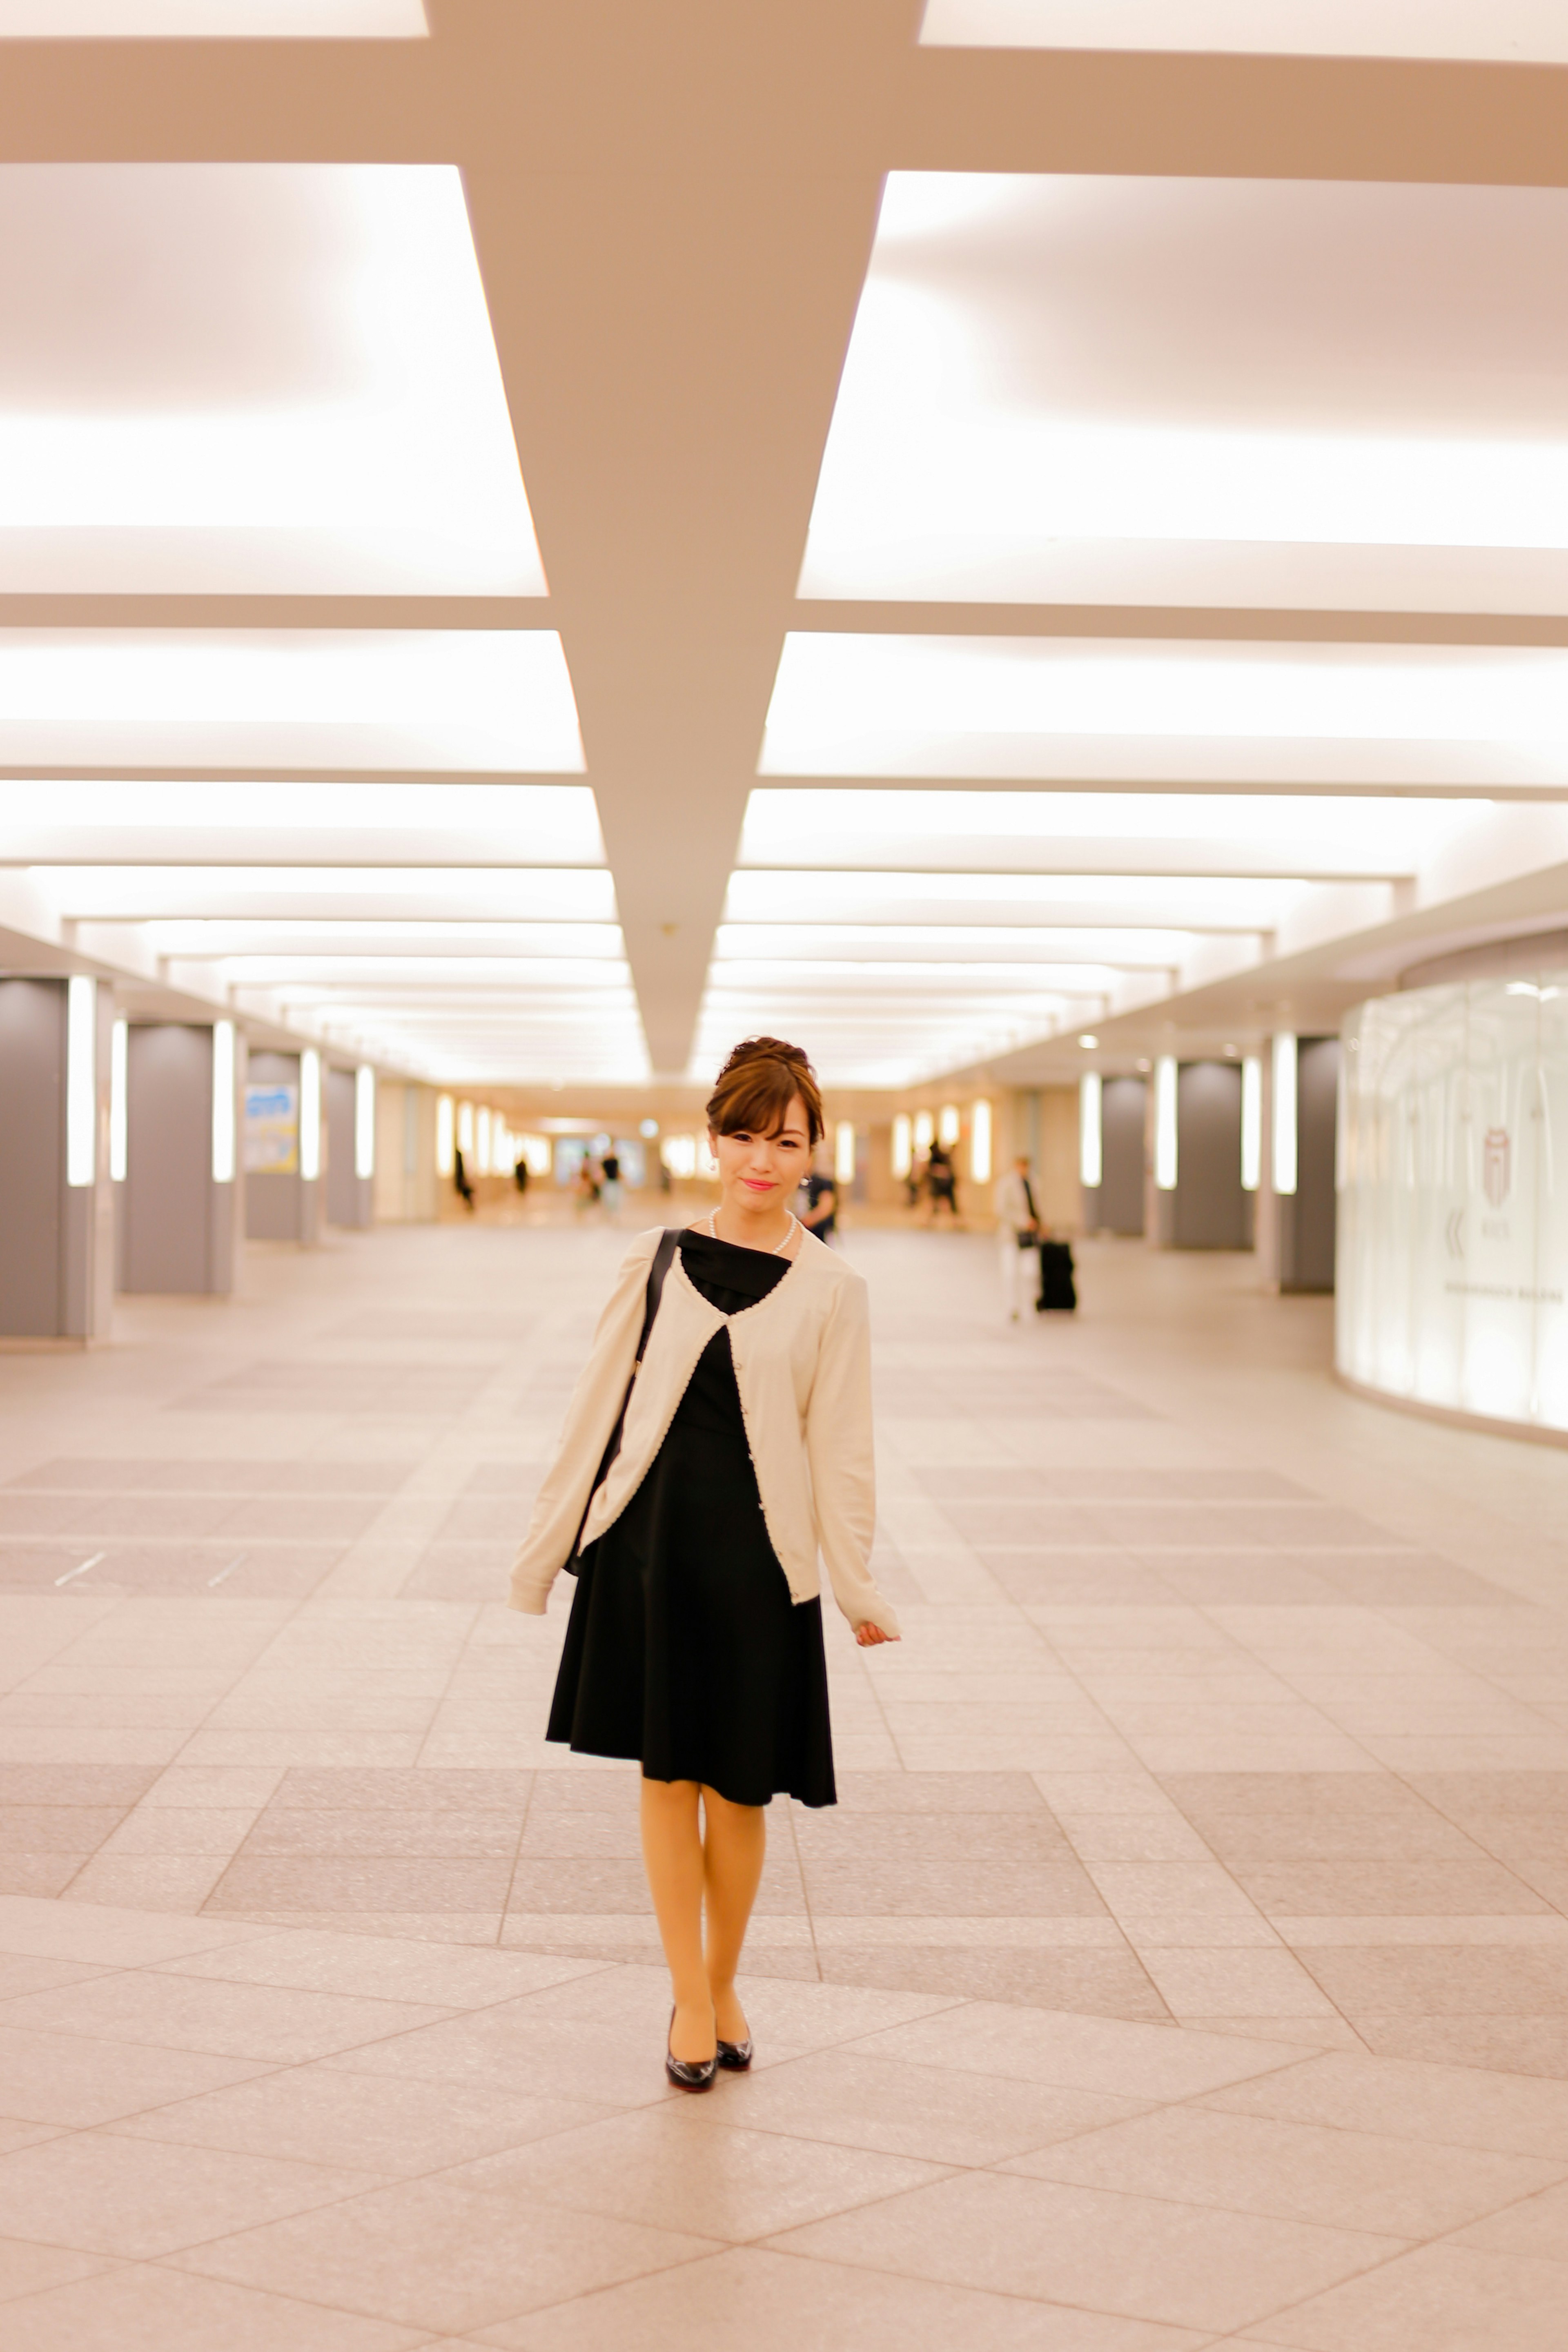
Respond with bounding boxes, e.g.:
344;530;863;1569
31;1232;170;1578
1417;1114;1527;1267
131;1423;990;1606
545;1233;836;1808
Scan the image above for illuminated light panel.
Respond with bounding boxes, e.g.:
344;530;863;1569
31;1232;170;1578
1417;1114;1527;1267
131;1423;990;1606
1080;1072;1102;1189
801;176;1568;611
0;632;584;772
133;924;623;961
1154;1057;1178;1190
354;1067;376;1180
724;871;1305;930
920;0;1568;61
212;1020;236;1184
65;976;96;1187
715;926;1200;967
762;635;1568;786
0;166;536;592
0;1;425;28
1273;1031;1299;1194
0;781;605;865
1241;1056;1263;1192
738;789;1483;877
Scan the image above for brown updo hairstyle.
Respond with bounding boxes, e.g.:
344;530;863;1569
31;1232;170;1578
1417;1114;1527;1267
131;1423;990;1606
705;1037;824;1148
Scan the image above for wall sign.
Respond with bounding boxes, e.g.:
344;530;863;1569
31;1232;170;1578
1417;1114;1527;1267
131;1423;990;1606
243;1082;298;1176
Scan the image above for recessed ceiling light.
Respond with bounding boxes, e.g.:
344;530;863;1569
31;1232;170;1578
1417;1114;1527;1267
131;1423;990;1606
1078;1033;1098;1048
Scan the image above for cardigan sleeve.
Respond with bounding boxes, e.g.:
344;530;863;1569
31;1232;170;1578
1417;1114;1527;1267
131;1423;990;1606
508;1230;660;1614
804;1270;901;1637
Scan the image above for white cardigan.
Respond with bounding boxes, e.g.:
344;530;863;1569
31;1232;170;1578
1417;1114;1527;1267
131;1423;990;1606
509;1226;900;1637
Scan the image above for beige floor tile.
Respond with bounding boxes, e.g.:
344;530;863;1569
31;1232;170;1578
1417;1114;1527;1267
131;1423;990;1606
0;1953;108;1997
0;2022;274;2126
0;1967;453;2064
765;2168;1405;2335
175;2171;719;2332
696;2044;1150;2165
1087;1862;1267;1917
0;2239;111;2306
0;2127;383;2256
1199;2049;1568;2158
321;2002;687;2109
154;1927;599;2008
1001;2102;1565;2235
115;2061;609;2175
0;2261;426;2351
1136;1947;1341;2019
1239;2241;1568;2349
0;1892;270;1967
474;2243;1209;2352
62;1855;231;1911
1449;2172;1568;2258
848;2000;1298;2098
461;2104;949;2240
506;1962;956;2056
98;1807;261;1856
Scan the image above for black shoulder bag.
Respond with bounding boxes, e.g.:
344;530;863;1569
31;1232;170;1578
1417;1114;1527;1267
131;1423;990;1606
564;1227;679;1572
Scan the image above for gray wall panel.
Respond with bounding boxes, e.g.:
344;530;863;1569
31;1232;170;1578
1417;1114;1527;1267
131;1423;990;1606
121;1024;212;1294
0;978;64;1336
326;1067;358;1227
1283;1035;1340;1294
1174;1062;1248;1250
1100;1077;1146;1235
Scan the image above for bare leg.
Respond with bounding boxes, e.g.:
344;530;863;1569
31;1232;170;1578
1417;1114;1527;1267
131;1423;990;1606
639;1775;715;2062
702;1786;766;2044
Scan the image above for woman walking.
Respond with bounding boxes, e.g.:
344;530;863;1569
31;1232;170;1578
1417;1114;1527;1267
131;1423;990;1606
510;1038;900;2088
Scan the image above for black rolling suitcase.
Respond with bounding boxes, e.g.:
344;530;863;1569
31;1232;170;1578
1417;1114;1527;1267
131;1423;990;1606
1036;1239;1077;1312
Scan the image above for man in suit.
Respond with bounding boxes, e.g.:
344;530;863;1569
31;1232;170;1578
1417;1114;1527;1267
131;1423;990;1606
995;1154;1041;1320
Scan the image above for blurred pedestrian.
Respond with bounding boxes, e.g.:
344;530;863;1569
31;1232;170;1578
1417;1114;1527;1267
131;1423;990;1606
996;1152;1041;1320
453;1146;475;1212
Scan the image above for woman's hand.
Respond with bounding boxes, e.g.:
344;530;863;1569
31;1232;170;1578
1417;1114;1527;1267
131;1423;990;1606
855;1622;898;1646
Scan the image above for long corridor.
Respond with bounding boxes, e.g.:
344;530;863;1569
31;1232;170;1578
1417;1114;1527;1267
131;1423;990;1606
2;1224;1568;2347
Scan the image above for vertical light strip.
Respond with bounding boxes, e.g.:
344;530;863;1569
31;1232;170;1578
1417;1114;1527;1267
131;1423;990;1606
355;1065;375;1179
938;1103;960;1148
435;1092;454;1176
834;1119;856;1185
1154;1055;1178;1191
891;1112;912;1179
457;1100;474;1157
1079;1071;1102;1189
1241;1056;1262;1192
1272;1031;1298;1196
211;1020;236;1183
971;1098;993;1184
300;1049;321;1181
913;1109;934;1156
65;976;96;1187
109;1017;128;1183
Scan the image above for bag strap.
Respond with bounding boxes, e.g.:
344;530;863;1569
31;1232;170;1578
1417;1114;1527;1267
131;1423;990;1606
569;1229;681;1565
630;1226;680;1375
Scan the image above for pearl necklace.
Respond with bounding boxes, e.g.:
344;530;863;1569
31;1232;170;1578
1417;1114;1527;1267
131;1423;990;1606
706;1209;799;1256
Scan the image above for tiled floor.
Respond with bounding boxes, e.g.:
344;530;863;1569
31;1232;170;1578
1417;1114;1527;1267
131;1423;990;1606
2;1218;1568;2345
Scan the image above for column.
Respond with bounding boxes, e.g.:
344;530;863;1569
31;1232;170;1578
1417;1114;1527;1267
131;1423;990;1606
0;975;114;1341
1082;1074;1147;1236
326;1064;374;1229
1275;1033;1341;1294
1152;1058;1254;1250
117;1019;243;1296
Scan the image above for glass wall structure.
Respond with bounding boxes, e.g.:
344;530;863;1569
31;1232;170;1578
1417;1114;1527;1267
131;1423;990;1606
1337;976;1568;1434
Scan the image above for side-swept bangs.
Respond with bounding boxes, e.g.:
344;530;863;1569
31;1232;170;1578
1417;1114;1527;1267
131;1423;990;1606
705;1037;824;1147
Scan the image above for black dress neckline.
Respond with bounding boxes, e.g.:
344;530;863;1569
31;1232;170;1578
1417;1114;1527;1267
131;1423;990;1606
677;1226;794;1307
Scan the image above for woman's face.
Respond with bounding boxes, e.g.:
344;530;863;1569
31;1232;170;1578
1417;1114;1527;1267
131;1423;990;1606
710;1093;811;1216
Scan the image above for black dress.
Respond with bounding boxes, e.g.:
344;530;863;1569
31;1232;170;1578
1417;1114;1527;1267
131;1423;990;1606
546;1229;836;1808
